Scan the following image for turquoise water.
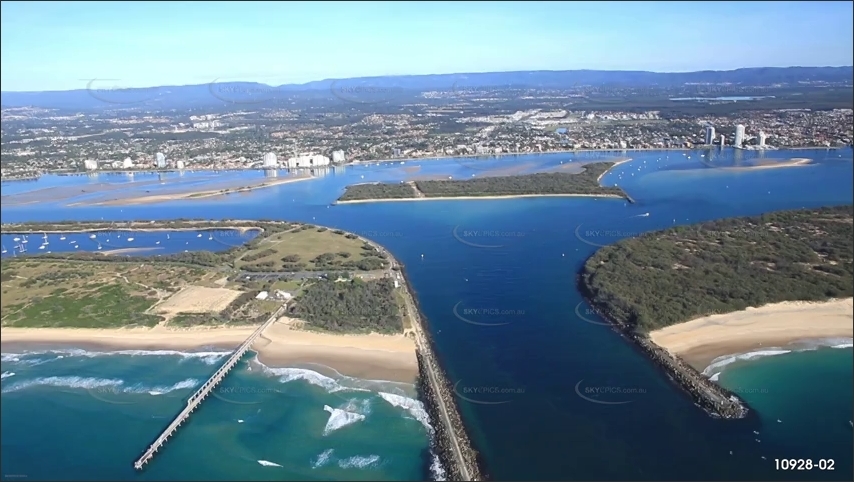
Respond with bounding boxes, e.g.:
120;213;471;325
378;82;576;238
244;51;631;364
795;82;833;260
2;149;852;481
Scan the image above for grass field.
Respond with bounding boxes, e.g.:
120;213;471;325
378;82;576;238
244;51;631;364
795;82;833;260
235;225;388;272
0;260;214;328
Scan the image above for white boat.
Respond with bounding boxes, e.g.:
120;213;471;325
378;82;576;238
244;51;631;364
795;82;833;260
208;234;213;240
59;235;66;241
39;245;45;250
197;233;202;238
155;241;160;245
42;233;49;245
89;234;97;239
126;237;134;242
21;236;28;244
13;237;20;242
1;245;6;254
167;234;170;239
97;243;102;250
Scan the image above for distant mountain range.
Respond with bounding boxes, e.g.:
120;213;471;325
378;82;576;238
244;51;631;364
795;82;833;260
2;66;851;111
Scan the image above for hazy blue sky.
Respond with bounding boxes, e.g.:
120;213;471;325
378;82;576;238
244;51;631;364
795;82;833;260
2;1;852;92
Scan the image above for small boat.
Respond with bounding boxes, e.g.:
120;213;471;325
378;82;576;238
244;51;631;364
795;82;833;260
126;237;134;242
59;235;66;241
197;233;202;238
38;245;45;250
208;234;213;240
97;243;102;250
155;241;160;245
89;234;97;239
42;233;49;245
12;237;20;242
21;236;28;244
166;234;170;239
1;245;6;254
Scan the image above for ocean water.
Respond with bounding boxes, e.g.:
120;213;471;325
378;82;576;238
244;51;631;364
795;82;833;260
2;149;852;481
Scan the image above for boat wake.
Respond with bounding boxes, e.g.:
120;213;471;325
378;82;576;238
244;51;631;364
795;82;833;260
257;460;283;468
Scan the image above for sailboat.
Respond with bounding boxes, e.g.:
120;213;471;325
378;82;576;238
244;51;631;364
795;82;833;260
97;243;102;250
21;235;28;244
167;233;170;240
1;245;6;254
42;233;49;245
208;233;213;240
197;233;202;238
89;233;97;239
59;235;66;241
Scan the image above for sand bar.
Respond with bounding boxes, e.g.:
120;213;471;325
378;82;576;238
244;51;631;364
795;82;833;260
649;298;854;371
0;316;417;383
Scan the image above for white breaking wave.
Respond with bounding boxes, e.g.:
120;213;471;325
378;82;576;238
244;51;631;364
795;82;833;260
323;404;367;435
257;460;283;468
337;454;381;469
1;371;16;380
703;349;791;377
431;452;448;481
704;337;854;378
709;372;720;382
378;392;433;433
1;348;230;366
261;365;346;393
312;449;335;469
2;376;123;393
1;376;200;395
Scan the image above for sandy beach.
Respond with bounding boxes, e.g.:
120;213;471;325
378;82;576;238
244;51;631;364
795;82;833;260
87;174;314;206
0;316;417;383
336;193;628;204
649;298;854;371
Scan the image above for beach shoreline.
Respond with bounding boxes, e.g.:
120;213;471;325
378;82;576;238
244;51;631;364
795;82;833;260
649;298;854;372
0;318;418;383
77;174;314;207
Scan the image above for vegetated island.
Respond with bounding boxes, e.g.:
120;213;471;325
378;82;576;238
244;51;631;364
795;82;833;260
578;205;854;418
335;161;634;203
0;220;415;382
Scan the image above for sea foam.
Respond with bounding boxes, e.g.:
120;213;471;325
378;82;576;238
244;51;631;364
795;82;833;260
378;392;433;433
1;376;201;396
322;401;368;435
1;348;230;367
337;454;381;469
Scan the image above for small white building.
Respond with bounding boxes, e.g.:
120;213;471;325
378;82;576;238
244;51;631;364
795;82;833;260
83;159;98;170
255;291;269;300
332;150;346;163
274;290;292;301
155;152;167;169
122;157;134;169
176;160;186;169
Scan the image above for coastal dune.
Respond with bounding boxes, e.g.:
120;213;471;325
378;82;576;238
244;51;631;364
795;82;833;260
0;316;417;383
649;298;854;371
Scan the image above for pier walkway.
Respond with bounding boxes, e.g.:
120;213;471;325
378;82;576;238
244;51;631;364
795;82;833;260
133;304;286;470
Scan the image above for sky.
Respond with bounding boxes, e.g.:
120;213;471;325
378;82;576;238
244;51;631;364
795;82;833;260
1;1;852;92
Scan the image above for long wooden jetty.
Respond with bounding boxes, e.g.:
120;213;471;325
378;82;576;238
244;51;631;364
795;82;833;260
133;304;286;470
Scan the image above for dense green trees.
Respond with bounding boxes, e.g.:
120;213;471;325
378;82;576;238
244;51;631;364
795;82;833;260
288;277;402;334
580;205;854;333
337;162;629;201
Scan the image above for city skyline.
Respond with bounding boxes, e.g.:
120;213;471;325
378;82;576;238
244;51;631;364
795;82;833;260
2;1;852;92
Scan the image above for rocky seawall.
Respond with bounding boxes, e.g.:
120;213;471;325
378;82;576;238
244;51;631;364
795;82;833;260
396;262;486;480
578;278;748;419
